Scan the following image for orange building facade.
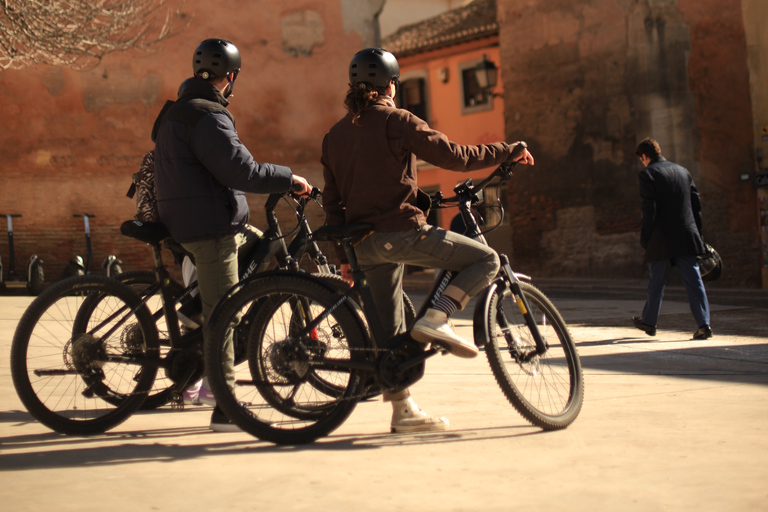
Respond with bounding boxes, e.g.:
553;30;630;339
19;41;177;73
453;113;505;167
385;0;513;253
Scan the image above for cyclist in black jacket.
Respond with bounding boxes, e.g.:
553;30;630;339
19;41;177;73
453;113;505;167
153;38;311;431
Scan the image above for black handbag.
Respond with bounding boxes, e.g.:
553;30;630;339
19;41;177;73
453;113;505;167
698;243;723;282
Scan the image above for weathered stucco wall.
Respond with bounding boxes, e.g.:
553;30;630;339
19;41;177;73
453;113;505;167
741;0;768;287
498;0;761;286
0;0;383;280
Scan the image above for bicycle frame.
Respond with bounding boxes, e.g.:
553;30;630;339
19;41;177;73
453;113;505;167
93;188;333;372
300;151;552;388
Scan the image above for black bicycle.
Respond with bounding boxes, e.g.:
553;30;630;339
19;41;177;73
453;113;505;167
203;142;584;445
10;189;336;434
10;188;413;434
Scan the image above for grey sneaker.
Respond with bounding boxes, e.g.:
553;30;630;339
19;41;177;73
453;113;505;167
411;309;479;358
390;397;449;433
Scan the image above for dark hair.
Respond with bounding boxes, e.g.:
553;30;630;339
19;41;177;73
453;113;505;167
344;82;388;125
635;138;662;159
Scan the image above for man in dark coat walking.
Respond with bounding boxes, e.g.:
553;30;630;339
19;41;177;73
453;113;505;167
632;138;713;340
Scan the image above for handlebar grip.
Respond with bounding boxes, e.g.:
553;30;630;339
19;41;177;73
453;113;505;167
509;141;528;161
291;181;305;192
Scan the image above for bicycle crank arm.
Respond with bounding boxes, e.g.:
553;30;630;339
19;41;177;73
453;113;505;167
34;369;78;376
395;347;438;373
102;354;163;369
309;358;376;373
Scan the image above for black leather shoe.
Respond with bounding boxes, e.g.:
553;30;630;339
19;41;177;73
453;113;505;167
631;316;656;336
692;325;713;340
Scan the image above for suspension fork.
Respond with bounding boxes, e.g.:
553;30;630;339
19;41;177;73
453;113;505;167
498;254;549;355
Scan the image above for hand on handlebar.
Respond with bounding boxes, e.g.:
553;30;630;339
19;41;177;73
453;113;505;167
291;175;312;196
510;141;534;166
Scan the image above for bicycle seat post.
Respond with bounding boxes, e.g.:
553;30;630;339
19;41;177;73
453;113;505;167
150;242;183;344
338;240;391;350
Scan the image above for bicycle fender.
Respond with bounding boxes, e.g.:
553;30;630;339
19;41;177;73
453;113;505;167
473;279;507;349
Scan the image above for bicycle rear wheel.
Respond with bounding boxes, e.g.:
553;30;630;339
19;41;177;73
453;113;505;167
205;272;370;445
108;271;192;409
10;275;160;435
313;273;415;400
478;280;583;430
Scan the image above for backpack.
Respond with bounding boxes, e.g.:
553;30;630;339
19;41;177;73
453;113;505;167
126;150;159;222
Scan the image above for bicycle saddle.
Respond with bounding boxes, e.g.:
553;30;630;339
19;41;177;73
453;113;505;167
120;220;171;245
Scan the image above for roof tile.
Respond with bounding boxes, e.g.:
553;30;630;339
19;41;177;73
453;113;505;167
383;0;498;57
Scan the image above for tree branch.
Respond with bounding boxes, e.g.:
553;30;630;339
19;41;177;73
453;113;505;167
0;0;190;70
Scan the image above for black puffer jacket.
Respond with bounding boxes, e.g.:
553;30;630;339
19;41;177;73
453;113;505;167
153;78;294;243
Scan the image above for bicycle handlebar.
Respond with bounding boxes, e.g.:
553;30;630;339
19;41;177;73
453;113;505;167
432;141;528;208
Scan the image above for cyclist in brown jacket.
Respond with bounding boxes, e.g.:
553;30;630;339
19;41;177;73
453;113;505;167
321;48;534;433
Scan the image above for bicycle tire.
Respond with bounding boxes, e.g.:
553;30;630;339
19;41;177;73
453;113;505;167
100;270;189;409
205;272;370;445
478;280;584;430
10;275;160;435
282;272;414;401
234;272;359;417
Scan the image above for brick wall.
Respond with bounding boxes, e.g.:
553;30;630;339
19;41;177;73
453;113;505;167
0;0;379;289
498;0;761;287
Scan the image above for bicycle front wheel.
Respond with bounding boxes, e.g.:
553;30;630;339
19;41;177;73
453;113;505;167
478;280;584;430
205;272;370;445
10;275;160;435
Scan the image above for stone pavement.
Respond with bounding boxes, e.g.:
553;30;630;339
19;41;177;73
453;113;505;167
0;279;767;512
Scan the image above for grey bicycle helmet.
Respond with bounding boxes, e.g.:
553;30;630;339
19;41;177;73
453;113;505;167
349;48;399;88
192;39;241;80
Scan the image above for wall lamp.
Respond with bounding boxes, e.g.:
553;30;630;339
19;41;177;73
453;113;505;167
474;55;501;97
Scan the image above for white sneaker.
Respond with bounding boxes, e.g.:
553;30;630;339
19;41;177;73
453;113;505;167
411;309;479;358
390;397;449;433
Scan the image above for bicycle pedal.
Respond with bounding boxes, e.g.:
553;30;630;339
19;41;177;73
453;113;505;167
432;343;450;355
169;391;184;411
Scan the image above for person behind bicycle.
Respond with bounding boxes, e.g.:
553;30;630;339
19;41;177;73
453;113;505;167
153;38;311;431
321;48;534;433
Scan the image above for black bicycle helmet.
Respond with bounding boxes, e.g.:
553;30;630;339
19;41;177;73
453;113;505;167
349;48;399;88
192;39;241;80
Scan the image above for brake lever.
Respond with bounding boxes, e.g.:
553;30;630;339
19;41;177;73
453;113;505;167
431;190;444;208
290;185;320;202
499;141;528;178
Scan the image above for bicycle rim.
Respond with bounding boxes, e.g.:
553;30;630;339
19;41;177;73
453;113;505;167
111;271;190;409
483;281;584;429
10;275;159;434
205;273;369;444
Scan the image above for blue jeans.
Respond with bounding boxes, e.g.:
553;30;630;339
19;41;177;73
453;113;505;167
642;256;710;329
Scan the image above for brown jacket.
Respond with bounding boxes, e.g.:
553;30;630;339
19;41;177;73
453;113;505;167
321;102;514;232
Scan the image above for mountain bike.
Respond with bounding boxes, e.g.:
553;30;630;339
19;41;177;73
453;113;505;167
203;142;584;445
9;188;413;434
10;189;333;434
